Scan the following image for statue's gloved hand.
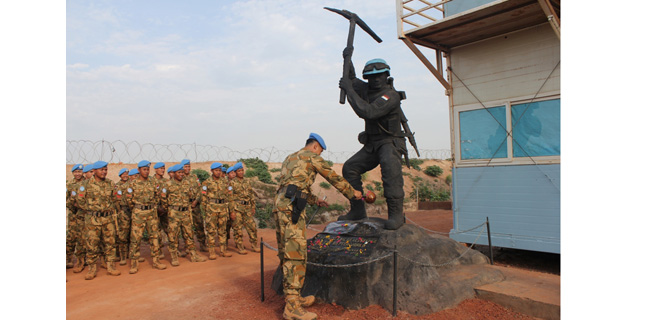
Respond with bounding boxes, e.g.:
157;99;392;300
342;46;354;59
339;77;353;92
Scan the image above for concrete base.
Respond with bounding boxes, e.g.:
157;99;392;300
475;266;560;320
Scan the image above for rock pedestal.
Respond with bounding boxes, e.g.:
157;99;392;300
272;218;504;315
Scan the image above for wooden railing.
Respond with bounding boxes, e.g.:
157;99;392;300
396;0;451;36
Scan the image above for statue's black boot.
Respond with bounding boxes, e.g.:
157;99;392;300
337;199;367;221
384;199;405;230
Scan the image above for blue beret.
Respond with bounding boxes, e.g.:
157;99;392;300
82;164;93;173
180;159;190;166
221;167;227;172
71;164;83;172
93;161;108;169
119;168;128;176
309;132;327;150
154;162;165;169
226;166;236;174
210;162;223;170
138;160;151;168
233;162;244;171
128;168;139;176
167;165;175;173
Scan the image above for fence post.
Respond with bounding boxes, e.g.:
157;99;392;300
486;217;493;265
393;245;398;317
260;237;265;302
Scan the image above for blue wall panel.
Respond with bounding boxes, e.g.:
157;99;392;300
450;164;560;253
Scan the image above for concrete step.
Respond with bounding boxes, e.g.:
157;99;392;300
475;266;560;320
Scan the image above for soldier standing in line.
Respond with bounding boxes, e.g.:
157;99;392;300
152;162;169;258
181;159;208;252
161;164;207;266
129;168;139;180
226;165;247;255
233;162;260;252
83;164;94;179
126;160;167;273
74;161;121;280
200;162;233;259
274;133;362;320
115;168;132;266
66;164;85;269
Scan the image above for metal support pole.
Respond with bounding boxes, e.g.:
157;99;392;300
486;217;493;265
393;245;398;317
260;237;265;302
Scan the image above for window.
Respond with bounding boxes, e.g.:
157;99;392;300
511;99;560;157
459;106;507;160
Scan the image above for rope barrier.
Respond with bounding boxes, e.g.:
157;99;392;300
260;221;487;269
405;216;486;235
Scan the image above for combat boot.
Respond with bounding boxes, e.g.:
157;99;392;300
208;247;217;260
199;243;208;252
129;259;139;274
72;256;86;273
283;295;317;320
220;245;232;257
119;247;127;266
106;261;121;276
299;295;316;307
236;245;248;255
250;243;261;253
170;251;180;267
84;264;97;280
337;198;367;221
66;254;73;269
138;256;145;262
189;250;207;262
384;199;405;230
152;256;167;270
100;256;107;269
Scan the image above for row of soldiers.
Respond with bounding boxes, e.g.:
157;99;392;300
65;159;259;280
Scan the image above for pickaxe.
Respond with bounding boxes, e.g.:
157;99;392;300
324;7;382;104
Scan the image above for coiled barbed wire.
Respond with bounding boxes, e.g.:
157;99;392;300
66;140;451;164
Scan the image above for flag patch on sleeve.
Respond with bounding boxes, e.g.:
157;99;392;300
381;95;390;101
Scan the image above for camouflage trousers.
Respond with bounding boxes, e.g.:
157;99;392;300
129;208;162;260
83;214;117;265
273;196;307;297
66;208;86;259
168;209;197;254
229;209;244;248
240;205;258;246
116;207;131;253
204;202;228;248
191;206;206;246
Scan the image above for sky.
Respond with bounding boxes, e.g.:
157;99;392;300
66;0;451;155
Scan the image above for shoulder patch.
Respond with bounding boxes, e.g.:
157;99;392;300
79;186;85;192
127;188;133;193
162;188;167;194
117;190;122;195
71;191;76;196
381;94;390;101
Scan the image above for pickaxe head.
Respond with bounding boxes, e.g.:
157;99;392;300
324;7;382;43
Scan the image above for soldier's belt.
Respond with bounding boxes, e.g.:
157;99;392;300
120;205;129;211
170;206;189;212
209;199;226;204
278;185;308;199
87;211;111;217
134;204;154;210
238;200;250;205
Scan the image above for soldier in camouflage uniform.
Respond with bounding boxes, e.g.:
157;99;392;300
73;161;122;280
232;162;260;252
83;164;94;180
152;162;169;252
200;162;233;259
115;168;131;265
226;165;247;255
274;133;362;320
125;160;167;273
66;164;85;269
181;159;208;252
161;164;207;266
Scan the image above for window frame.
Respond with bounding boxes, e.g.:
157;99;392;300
453;92;560;167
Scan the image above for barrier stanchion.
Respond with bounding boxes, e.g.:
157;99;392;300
393;245;398;317
486;217;493;265
260;237;265;302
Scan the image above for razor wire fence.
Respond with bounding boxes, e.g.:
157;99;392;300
66;140;451;164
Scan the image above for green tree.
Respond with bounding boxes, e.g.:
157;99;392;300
424;165;443;177
238;157;275;184
191;169;210;183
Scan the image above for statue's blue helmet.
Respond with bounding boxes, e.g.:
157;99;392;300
362;58;390;79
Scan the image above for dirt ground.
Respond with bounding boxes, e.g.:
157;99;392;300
66;209;555;319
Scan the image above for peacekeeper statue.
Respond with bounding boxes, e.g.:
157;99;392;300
180;159;208;252
200;162;233;259
115;167;132;266
160;164;207;266
231;162;260;253
125;160;167;273
338;56;417;230
73;161;121;280
66;164;86;270
274;133;362;320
